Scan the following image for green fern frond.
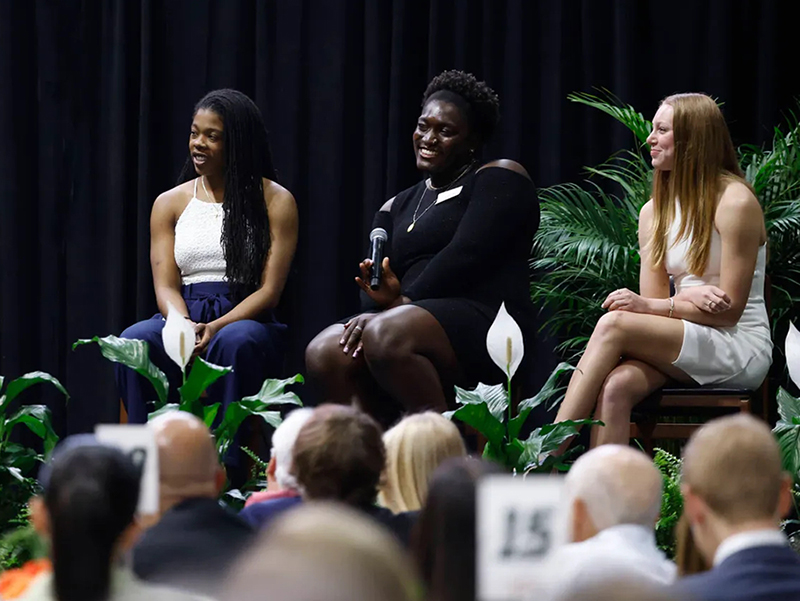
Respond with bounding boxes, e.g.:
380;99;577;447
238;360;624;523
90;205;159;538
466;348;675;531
568;90;653;144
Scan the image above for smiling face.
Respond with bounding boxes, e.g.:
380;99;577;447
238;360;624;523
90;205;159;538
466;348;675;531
189;108;225;177
413;99;475;184
647;103;675;171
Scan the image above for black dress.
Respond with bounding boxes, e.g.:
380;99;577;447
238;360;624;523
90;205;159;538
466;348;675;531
372;165;540;386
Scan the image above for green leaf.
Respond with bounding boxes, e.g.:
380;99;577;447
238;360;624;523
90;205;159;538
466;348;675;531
214;400;284;457
2;444;42;474
481;440;508;464
241;374;304;408
179;358;232;406
449;403;506;451
567;90;653;144
5;405;59;454
518;419;599;471
777;387;800;424
508;407;532;441
147;403;180;420
775;422;800;482
517;362;575;413
203;403;221;428
74;336;168;406
454;382;508;421
2;372;69;407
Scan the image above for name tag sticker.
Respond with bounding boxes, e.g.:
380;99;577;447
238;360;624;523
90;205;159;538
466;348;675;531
435;186;463;204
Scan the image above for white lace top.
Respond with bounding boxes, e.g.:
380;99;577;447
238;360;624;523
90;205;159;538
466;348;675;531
173;180;227;284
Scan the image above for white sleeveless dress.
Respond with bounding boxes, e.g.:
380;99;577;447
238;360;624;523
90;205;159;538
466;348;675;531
667;202;772;388
173;180;227;285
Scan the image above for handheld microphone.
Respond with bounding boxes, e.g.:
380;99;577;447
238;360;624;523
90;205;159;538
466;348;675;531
369;228;388;290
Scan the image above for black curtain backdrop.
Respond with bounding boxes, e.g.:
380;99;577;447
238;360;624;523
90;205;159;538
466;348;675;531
2;0;799;435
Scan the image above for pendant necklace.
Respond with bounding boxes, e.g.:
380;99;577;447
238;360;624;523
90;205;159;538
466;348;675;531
201;176;223;218
407;160;476;233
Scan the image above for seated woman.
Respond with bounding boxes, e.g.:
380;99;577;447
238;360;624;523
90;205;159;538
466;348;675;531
305;71;540;424
378;412;466;513
554;93;772;447
116;89;298;424
24;439;203;601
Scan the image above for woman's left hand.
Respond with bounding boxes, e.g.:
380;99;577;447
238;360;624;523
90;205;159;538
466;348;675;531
193;321;221;356
355;257;401;308
602;288;651;314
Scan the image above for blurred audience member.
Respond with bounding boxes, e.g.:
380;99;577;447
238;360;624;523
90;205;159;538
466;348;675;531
379;412;466;513
243;408;314;508
223;503;422;601
550;577;678;601
412;457;503;601
534;445;675;599
675;513;709;577
23;436;201;601
240;404;416;544
132;412;254;594
675;414;800;601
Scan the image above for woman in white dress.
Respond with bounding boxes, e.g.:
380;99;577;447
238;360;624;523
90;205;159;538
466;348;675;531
554;93;772;447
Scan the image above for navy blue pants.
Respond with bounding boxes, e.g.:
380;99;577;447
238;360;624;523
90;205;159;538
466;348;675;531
115;282;287;424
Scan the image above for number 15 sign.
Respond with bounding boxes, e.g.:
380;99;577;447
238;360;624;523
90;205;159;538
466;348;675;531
477;475;566;601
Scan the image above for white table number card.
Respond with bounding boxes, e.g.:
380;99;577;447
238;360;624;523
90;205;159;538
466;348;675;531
95;424;159;515
477;474;566;601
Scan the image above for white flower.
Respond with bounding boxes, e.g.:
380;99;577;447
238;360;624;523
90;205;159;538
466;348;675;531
486;302;525;380
162;302;195;372
787;321;800;389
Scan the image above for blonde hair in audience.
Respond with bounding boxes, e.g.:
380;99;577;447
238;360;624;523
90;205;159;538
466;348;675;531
222;503;422;601
378;412;466;513
682;414;783;523
647;93;750;277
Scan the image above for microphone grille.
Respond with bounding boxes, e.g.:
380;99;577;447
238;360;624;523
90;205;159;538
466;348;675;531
370;227;388;241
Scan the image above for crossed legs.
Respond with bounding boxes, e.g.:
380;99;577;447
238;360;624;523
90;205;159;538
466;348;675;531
555;310;694;447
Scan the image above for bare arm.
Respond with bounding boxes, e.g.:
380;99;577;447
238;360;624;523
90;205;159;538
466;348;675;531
209;182;299;330
637;200;671;299
646;183;764;327
150;192;190;318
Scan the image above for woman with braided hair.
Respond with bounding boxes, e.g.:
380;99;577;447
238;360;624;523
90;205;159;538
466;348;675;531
306;71;540;426
116;89;298;428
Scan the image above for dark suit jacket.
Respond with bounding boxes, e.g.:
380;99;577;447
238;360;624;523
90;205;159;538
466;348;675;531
675;544;800;601
239;496;417;547
132;497;256;594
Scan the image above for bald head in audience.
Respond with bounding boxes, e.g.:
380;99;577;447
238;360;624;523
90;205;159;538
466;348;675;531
681;414;792;563
148;411;225;514
223;503;422;601
564;444;663;542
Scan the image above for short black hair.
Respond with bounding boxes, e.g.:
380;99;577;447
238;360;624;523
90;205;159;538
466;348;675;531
421;70;500;146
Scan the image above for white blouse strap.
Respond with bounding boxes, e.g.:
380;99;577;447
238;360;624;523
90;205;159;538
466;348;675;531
193;178;198;199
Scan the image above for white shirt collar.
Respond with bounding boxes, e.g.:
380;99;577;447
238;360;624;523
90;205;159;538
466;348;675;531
713;528;787;566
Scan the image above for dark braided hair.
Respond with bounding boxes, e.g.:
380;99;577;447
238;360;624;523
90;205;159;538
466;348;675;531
178;89;277;301
422;70;501;147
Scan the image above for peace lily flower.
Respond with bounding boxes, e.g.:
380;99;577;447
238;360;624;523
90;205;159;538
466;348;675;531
162;302;196;374
787;321;800;388
486;302;524;380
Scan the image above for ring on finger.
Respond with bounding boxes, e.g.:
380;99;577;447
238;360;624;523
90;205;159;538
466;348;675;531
354;325;363;332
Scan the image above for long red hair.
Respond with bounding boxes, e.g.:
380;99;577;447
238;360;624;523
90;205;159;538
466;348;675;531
648;93;750;276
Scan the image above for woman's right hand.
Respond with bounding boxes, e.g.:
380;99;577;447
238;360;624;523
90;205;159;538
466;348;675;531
340;313;378;359
355;257;401;309
675;285;732;313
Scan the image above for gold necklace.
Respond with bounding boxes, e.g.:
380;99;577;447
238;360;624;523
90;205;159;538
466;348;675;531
406;161;475;233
